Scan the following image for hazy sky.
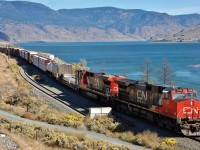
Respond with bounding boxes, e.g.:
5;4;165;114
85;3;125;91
2;0;200;15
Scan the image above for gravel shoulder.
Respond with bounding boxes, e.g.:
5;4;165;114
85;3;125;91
0;133;19;150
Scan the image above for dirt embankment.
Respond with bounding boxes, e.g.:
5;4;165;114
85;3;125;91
0;54;23;102
0;53;31;101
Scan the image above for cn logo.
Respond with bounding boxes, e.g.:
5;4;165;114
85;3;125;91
183;107;200;114
137;90;147;101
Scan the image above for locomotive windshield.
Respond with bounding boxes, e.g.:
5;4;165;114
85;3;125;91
172;93;197;100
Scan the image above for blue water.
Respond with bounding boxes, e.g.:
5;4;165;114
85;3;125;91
20;42;200;93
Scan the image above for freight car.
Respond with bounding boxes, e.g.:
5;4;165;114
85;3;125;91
1;46;200;136
46;61;74;88
25;51;38;63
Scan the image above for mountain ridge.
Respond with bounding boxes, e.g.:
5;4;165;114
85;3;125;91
0;1;199;42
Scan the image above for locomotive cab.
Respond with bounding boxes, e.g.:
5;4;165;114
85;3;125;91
158;87;200;136
174;89;200;136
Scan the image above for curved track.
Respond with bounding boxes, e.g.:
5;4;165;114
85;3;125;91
19;66;89;116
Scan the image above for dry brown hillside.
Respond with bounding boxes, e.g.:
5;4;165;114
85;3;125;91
154;25;200;42
0;53;29;102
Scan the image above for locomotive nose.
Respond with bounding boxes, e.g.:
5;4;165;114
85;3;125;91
179;99;200;136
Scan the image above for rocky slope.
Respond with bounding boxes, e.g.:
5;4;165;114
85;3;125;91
0;1;199;42
153;25;200;42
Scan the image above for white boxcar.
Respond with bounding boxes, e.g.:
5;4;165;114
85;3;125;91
46;62;53;73
33;55;39;67
18;48;25;58
25;51;28;61
38;56;50;71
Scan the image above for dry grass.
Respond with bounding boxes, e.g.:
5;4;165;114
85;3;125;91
22;112;36;120
0;116;131;150
0;129;60;150
134;130;161;148
0;54;31;102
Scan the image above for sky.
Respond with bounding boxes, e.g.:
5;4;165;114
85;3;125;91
2;0;200;15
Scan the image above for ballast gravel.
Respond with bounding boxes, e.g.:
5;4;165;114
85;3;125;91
0;133;19;150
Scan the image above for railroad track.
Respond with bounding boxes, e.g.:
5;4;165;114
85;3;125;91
190;137;200;142
19;65;89;116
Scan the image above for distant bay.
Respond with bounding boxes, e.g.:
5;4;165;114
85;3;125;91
20;42;200;93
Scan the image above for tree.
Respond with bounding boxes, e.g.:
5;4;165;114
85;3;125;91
72;58;89;76
79;58;87;67
141;58;153;83
24;97;31;112
158;59;175;85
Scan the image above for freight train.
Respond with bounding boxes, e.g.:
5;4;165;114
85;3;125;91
1;46;200;136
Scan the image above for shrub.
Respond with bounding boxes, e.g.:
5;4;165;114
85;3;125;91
62;113;84;128
0;102;25;116
72;59;89;76
32;74;44;81
0;115;11;124
162;138;177;146
134;130;161;148
1;121;130;150
118;131;135;143
22;112;36;120
85;116;120;133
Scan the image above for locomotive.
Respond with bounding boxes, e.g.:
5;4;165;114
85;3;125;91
76;70;200;136
1;46;200;136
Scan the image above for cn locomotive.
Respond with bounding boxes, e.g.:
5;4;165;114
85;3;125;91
1;46;200;136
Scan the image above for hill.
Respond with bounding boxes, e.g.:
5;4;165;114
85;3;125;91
0;1;199;42
153;25;200;42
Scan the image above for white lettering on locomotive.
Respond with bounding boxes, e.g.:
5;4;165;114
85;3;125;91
137;90;147;101
183;107;200;114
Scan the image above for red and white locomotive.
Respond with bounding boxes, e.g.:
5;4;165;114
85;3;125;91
76;70;200;136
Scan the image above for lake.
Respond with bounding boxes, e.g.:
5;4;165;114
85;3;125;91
20;42;200;93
